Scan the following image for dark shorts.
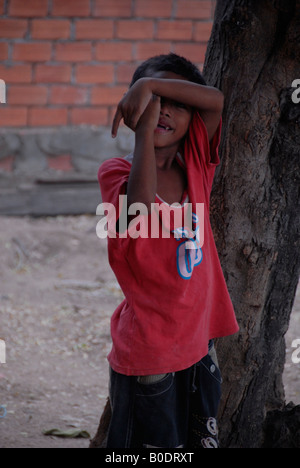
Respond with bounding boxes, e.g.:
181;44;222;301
107;342;222;448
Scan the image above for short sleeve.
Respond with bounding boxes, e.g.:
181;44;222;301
183;111;222;193
98;157;133;239
98;157;130;206
208;118;222;166
185;111;221;168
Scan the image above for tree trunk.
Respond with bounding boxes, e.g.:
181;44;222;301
90;0;300;449
203;0;300;448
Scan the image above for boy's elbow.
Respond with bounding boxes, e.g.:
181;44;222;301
198;86;224;114
215;89;224;113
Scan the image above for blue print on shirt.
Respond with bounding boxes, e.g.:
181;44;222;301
173;213;203;280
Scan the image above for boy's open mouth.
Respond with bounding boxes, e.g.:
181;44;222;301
155;120;173;134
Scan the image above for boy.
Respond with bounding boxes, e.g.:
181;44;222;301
98;54;239;448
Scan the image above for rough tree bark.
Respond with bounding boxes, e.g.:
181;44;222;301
204;0;300;448
90;0;300;449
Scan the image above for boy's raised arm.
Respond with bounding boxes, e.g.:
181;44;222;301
126;94;161;212
112;77;224;141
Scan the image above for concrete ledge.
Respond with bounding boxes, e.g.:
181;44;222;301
0;125;134;216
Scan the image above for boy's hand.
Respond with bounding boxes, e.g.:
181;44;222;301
111;78;154;137
135;94;161;135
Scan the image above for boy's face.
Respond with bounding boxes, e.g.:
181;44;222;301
152;71;193;151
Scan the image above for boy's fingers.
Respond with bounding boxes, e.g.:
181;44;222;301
128;113;139;131
131;96;160;129
111;106;123;138
113;95;159;135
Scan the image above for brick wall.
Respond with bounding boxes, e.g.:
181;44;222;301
0;0;216;213
0;0;215;129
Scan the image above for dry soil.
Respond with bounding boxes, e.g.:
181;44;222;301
0;215;299;448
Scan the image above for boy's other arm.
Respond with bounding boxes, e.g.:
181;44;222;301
112;78;224;142
126;94;161;212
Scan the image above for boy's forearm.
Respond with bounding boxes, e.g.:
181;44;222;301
127;129;157;211
148;78;224;113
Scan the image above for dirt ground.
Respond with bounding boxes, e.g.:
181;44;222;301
0;215;299;448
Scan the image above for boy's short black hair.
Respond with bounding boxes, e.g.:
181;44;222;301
130;53;207;87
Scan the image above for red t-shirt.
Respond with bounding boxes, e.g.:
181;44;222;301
98;112;239;376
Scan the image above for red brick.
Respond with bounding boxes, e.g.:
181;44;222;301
91;86;127;106
194;21;213;42
13;43;52;62
55;43;92;62
116;63;136;85
135;42;172;61
95;42;133;62
76;65;114;84
47;154;73;171
174;43;207;63
70;107;108;126
52;0;90;17
31;20;70;40
9;0;48;17
0;65;32;84
8;85;48;105
93;0;132;18
28;108;68;127
35;65;72;84
134;0;172;18
0;43;8;60
0;155;15;172
0;107;27;127
156;20;193;41
176;0;213;19
75;20;114;40
116;20;154;40
0;19;28;38
0;0;5;15
211;0;217;15
50;86;88;105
